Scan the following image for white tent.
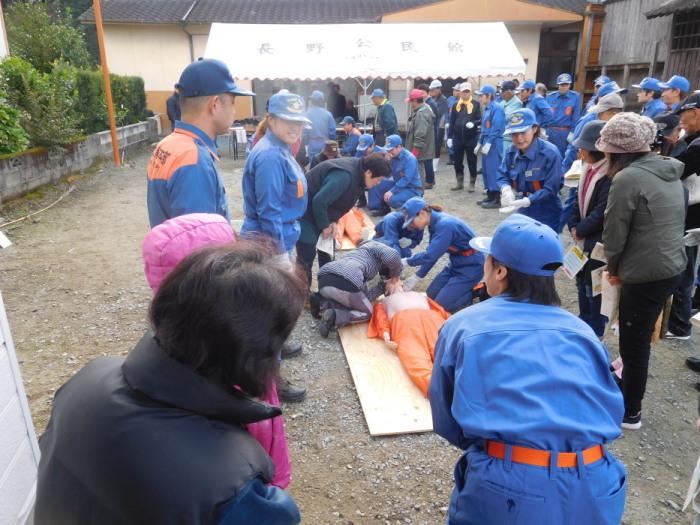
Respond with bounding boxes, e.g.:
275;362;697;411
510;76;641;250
204;22;525;80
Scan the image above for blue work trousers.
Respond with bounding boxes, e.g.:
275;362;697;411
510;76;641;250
388;187;422;210
448;444;627;525
519;196;562;234
668;245;697;337
548;127;570;157
427;262;483;313
481;141;503;193
368;178;394;211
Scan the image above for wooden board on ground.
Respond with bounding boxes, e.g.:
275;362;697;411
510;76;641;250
339;210;375;251
338;322;433;436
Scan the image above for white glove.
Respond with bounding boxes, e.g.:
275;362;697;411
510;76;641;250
447;138;453;149
511;197;531;209
401;257;410;270
500;186;515;207
473;144;481;155
567;132;574;143
404;274;421;291
481;143;491;156
398;238;412;249
466;122;475;129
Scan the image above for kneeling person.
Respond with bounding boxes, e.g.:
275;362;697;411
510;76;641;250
430;214;626;525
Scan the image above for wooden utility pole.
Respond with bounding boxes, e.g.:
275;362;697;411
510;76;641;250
93;0;121;166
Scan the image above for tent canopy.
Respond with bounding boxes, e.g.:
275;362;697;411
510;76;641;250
204;22;526;80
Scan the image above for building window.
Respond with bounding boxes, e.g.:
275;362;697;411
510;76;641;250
672;10;700;50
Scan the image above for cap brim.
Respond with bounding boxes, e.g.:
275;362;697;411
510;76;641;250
631;84;643;89
469;236;492;255
228;87;255;96
504;124;533;135
402;215;416;229
357;145;369;151
270;113;312;124
571;138;597;151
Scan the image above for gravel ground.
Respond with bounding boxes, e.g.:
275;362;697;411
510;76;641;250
0;145;699;524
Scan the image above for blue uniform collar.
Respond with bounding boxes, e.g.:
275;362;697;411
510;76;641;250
428;210;444;234
518;137;542;161
264;128;292;150
174;121;218;152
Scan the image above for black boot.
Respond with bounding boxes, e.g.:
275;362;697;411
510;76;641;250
280;343;303;359
319;309;336;338
451;175;464;191
277;377;307;402
468;176;477;193
481;192;501;209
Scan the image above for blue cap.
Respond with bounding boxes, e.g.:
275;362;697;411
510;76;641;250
556;73;573;85
475;85;497;96
594;75;611;87
267;93;311;123
341;116;355;125
309;90;325;102
632;77;663;92
597;81;628;98
356;134;375;151
469;214;563;277
520;79;536;90
385;134;402;149
371;88;386;98
504;108;538;135
400;197;428;229
660;75;691;93
175;59;254;97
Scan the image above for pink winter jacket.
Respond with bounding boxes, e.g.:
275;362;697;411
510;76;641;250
141;213;292;488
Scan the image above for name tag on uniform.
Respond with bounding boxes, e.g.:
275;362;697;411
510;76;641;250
525;170;533;179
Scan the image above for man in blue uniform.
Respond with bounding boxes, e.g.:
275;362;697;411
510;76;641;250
340;116;362;156
475;85;506;209
355;134;383;158
660;75;691;112
632;77;666;118
517;79;553;130
304;90;336;159
383;134;423;209
584;75;610;113
147;59;253;228
371;88;398;146
430;213;626;525
374;210;424;257
498;108;563;232
546;73;581;156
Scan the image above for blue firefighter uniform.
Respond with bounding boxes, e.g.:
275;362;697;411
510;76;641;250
403;204;484;313
525;94;553;129
341;130;361;156
304;102;336;159
241;94;310;253
498;137;563;232
546;88;581;156
430;296;626;525
642;98;668;118
386;148;422;209
374;211;424;258
477;93;506;193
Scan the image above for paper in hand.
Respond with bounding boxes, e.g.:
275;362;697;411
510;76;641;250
562;244;588;279
316;234;335;257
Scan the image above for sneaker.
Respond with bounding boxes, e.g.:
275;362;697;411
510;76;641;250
276;377;307;403
664;330;691;341
319;309;336;338
621;411;642;430
309;292;322;319
280;343;303;359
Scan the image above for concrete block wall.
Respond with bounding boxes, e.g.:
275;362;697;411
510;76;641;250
0;117;159;203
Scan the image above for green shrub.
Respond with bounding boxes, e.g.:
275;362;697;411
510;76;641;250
0;99;29;155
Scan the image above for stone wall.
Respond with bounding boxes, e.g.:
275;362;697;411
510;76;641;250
0;117;159;203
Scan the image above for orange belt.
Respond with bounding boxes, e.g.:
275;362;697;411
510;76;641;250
448;247;476;257
486;440;605;468
549;126;571;131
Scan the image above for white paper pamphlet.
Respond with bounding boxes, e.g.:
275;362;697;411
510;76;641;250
562;244;588;279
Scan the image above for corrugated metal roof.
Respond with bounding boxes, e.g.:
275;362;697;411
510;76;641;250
80;0;443;24
646;0;700;18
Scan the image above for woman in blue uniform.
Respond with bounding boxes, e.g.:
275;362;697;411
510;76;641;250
430;214;626;525
374;210;424;257
474;85;506;209
498;108;563;232
400;197;484;313
241;92;309;260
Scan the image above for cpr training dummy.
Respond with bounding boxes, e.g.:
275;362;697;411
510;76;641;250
367;279;450;396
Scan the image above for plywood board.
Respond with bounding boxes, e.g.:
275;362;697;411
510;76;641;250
338;211;375;251
338;322;433;436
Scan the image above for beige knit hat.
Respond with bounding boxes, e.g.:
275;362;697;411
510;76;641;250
595;112;656;153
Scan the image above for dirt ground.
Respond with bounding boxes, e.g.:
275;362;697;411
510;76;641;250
1;144;699;524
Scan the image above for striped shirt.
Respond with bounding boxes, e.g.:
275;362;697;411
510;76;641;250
318;240;402;299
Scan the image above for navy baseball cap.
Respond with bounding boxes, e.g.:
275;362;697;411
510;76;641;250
632;77;662;92
520;79;536;90
660;75;691;93
267;92;311;123
475;85;497;96
597;81;628;98
504;108;538;135
341;116;355;125
501;80;517;91
469;214;563;277
594;75;611;87
400;197;428;229
385;134;402;149
557;73;573;85
675;92;700;115
175;59;254;97
357;134;375;151
371;88;386;98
